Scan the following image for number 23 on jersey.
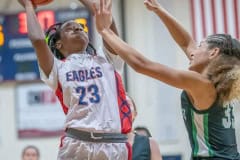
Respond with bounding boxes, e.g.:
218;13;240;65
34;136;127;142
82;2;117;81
76;84;100;105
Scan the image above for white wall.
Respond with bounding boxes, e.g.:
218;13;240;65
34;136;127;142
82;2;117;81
0;82;60;160
124;0;191;159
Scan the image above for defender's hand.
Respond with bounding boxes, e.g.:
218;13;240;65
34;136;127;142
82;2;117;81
144;0;160;11
93;0;112;33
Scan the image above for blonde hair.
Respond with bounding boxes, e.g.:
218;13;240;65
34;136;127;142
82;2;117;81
225;69;240;104
206;34;240;105
207;54;240;105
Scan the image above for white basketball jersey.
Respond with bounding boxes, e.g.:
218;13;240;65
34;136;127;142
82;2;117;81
40;48;131;133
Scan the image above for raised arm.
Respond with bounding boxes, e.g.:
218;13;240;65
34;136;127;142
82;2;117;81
144;0;196;59
18;0;54;76
94;0;216;110
79;0;119;54
99;29;208;91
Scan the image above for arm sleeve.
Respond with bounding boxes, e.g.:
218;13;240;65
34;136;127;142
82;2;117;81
98;46;124;74
39;57;61;90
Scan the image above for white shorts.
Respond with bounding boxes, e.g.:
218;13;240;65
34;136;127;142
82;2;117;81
57;137;130;160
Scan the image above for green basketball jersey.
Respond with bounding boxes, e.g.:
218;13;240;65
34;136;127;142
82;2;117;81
181;91;240;159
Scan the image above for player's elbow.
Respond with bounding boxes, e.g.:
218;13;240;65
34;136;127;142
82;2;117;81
131;59;151;74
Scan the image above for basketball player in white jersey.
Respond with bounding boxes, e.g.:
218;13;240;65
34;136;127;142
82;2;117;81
18;0;132;159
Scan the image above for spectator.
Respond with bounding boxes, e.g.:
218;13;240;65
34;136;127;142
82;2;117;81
22;145;40;160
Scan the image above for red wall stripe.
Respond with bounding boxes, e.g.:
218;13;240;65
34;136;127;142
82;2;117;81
222;0;228;33
233;0;239;39
190;0;197;40
200;0;207;37
211;0;217;34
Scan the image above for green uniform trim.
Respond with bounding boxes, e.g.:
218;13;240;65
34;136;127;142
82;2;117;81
191;110;199;156
181;91;240;159
203;114;214;156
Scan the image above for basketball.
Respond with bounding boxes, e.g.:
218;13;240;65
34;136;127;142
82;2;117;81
31;0;53;6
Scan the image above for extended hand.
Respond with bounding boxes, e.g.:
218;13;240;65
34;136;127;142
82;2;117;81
144;0;160;11
93;0;112;33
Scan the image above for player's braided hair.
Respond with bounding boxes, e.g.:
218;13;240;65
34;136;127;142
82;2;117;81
206;34;240;59
45;22;96;60
206;34;240;103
